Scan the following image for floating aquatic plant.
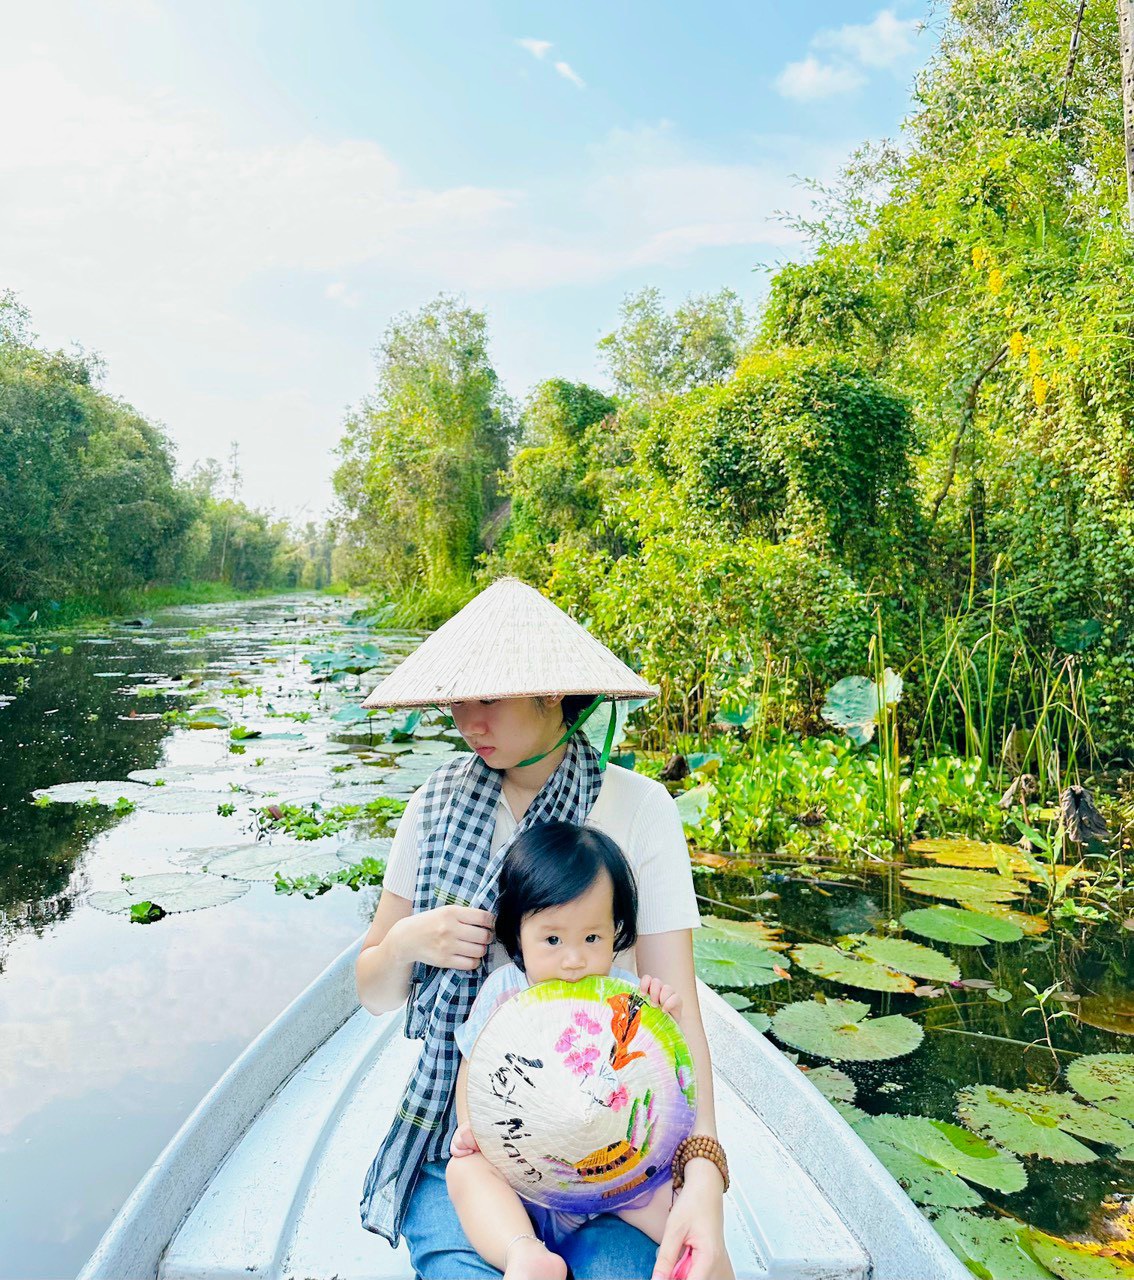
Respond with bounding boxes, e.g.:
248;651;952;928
692;935;787;987
956;1085;1134;1163
88;872;248;917
900;904;1024;946
772;998;923;1062
854;1114;1027;1209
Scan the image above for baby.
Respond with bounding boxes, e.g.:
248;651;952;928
446;820;685;1280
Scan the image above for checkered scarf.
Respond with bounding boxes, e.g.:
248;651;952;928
360;734;603;1245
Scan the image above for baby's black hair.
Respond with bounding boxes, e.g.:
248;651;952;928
495;820;638;971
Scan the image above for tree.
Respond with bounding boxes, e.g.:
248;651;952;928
597;287;751;402
333;295;516;591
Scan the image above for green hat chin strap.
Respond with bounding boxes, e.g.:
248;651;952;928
515;694;618;771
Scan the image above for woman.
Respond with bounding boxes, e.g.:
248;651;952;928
355;578;733;1280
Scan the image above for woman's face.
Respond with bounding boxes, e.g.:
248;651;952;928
449;696;564;770
518;870;618;985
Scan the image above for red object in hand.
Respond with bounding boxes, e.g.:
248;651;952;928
671;1246;694;1279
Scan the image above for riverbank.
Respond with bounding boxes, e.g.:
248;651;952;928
3;581;355;633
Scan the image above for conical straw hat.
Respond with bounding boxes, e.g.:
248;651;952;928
465;975;696;1213
361;578;657;708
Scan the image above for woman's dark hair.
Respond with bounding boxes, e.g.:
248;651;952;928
561;694;598;730
495;821;638;970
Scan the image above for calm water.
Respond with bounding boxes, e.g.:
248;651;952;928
1;595;1130;1277
0;596;410;1278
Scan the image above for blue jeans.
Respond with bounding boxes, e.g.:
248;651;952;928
402;1159;659;1279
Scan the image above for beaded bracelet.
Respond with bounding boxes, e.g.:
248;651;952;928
671;1134;730;1193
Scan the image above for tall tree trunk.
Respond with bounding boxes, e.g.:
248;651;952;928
1121;0;1134;229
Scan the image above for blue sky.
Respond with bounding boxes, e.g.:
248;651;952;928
1;1;935;518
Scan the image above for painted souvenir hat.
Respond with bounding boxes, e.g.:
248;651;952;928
464;975;697;1214
361;577;657;709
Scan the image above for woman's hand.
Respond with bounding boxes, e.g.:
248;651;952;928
652;1161;734;1280
391;905;495;970
639;973;683;1022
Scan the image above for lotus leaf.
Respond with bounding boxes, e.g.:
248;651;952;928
900;867;1025;905
31;780;153;806
912;836;1033;876
701;915;788;951
693;936;784;988
676;784;711;828
1067;1055;1134;1123
204;845;355;882
720;991;751;1011
1025;1221;1134;1280
804;1065;856;1105
136;789;233;815
960;899;1049;935
932;1211;1051;1280
742;1012;772;1034
957;1085;1134;1163
900;905;1023;946
789;942;916;993
848;935;961;984
821;668;903;745
854;1115;1027;1209
89;872;248;915
772;998;923;1062
1076;994;1134;1038
182;707;232;730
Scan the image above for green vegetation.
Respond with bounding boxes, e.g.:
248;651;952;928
0;292;338;618
256;796;406;841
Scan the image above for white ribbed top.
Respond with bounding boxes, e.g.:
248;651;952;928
382;764;701;968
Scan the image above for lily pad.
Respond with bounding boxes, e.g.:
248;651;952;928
933;1211;1051;1280
203;845;353;883
900;904;1024;946
719;991;752;1011
848;935;961;984
1067;1054;1134;1123
1076;994;1134;1038
88;872;249;916
854;1114;1027;1208
900;866;1026;905
912;837;1034;876
31;780;153;806
957;1085;1134;1163
772;998;923;1062
789;942;916;993
741;1011;772;1034
693;935;785;988
1024;1223;1134;1279
960;899;1049;936
701;915;788;951
804;1065;856;1105
821;668;902;746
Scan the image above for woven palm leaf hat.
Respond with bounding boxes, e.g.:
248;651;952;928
361;577;657;764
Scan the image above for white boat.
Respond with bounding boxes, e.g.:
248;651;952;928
78;941;968;1280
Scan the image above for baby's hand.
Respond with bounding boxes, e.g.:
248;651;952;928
639;973;683;1022
449;1123;480;1158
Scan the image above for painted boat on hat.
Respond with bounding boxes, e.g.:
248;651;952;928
77;941;968;1280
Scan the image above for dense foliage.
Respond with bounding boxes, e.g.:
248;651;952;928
337;0;1134;762
0;294;334;609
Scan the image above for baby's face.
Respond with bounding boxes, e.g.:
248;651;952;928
519;870;618;986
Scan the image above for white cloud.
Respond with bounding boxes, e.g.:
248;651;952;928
776;7;922;102
517;37;552;59
775;56;867;102
815;9;921;69
554;60;586;89
324;281;362;308
0;24;848;512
